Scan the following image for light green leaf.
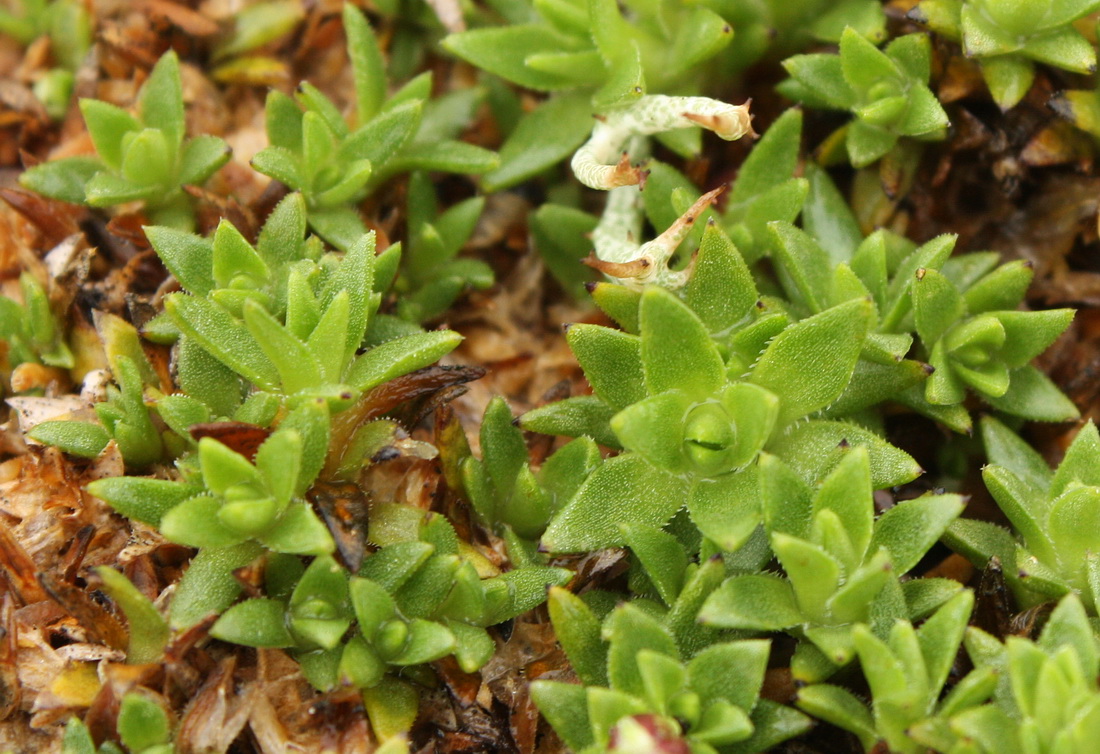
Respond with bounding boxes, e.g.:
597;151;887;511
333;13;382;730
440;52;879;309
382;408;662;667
19;156;102;204
541;454;688;552
983;365;1079;421
29;421;109;459
801;163;862;265
86;477;204;527
621;524;688;606
139;50;184;147
995;309;1074;368
169;542;264;629
243;300;322;394
605;603;678;698
687;468;761;552
166;294;280;390
530;681;595;752
344;3;385;124
870;493;964;574
688;640;770;711
981;414;1053;491
520;395;619;447
548;586;608;687
917;590;974;694
117;692;171;751
795;684;875;749
390;619;456;665
159;494;245;549
259;501;335;555
362;678;420;739
96;567;169;664
781;53;856;110
772;534;841;622
770;420;922;489
211;598;294;647
699;574;803;631
442;26;584;91
980;55;1034;110
567;325;645;411
640;286;725;399
750;298;872;425
346;330;462;392
769;221;833;313
178;134;231;185
684;223;759;333
611;390;694;473
80;99;140;170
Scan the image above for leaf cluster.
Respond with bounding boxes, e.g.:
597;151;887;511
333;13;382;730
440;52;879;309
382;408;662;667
797;592;986;754
700;448;965;682
912;0;1100;109
252;4;497;250
29;311;169;466
948;418;1100;612
462;396;601;543
526;221;935;553
20;51;230;229
444;0;736;189
209;509;569;695
909;594;1100;754
534;586;812;754
0;271;73;377
145;192;460;419
397;171;492;323
779;29;949;167
912;263;1074;420
0;0;91;117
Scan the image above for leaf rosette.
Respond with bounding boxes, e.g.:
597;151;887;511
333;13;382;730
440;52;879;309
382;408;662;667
612;383;778;477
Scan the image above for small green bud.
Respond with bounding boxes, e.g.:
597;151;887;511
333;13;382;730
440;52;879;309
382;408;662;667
218;496;279;534
867;80;900;101
668;690;701;726
295;597;340;621
375;619;410;658
683;402;737;476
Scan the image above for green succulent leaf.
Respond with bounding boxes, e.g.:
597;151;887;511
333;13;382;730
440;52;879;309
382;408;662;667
530;681;595;752
19;156;103;204
29;421;109;459
170;542;264;629
541;454;688;552
567;325;645;411
211;598;295;647
699;574;803;631
548;586;608;687
640;286;725;399
605;603;678;698
346;330;463;392
769;420;922;489
483;92;593;191
117;692;171;752
166;294;280;390
870;493;965;574
749;298;873;425
796;683;877;750
96;567;170;664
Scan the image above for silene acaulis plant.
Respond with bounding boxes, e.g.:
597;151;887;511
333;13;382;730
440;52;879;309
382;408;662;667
0;1;1095;752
